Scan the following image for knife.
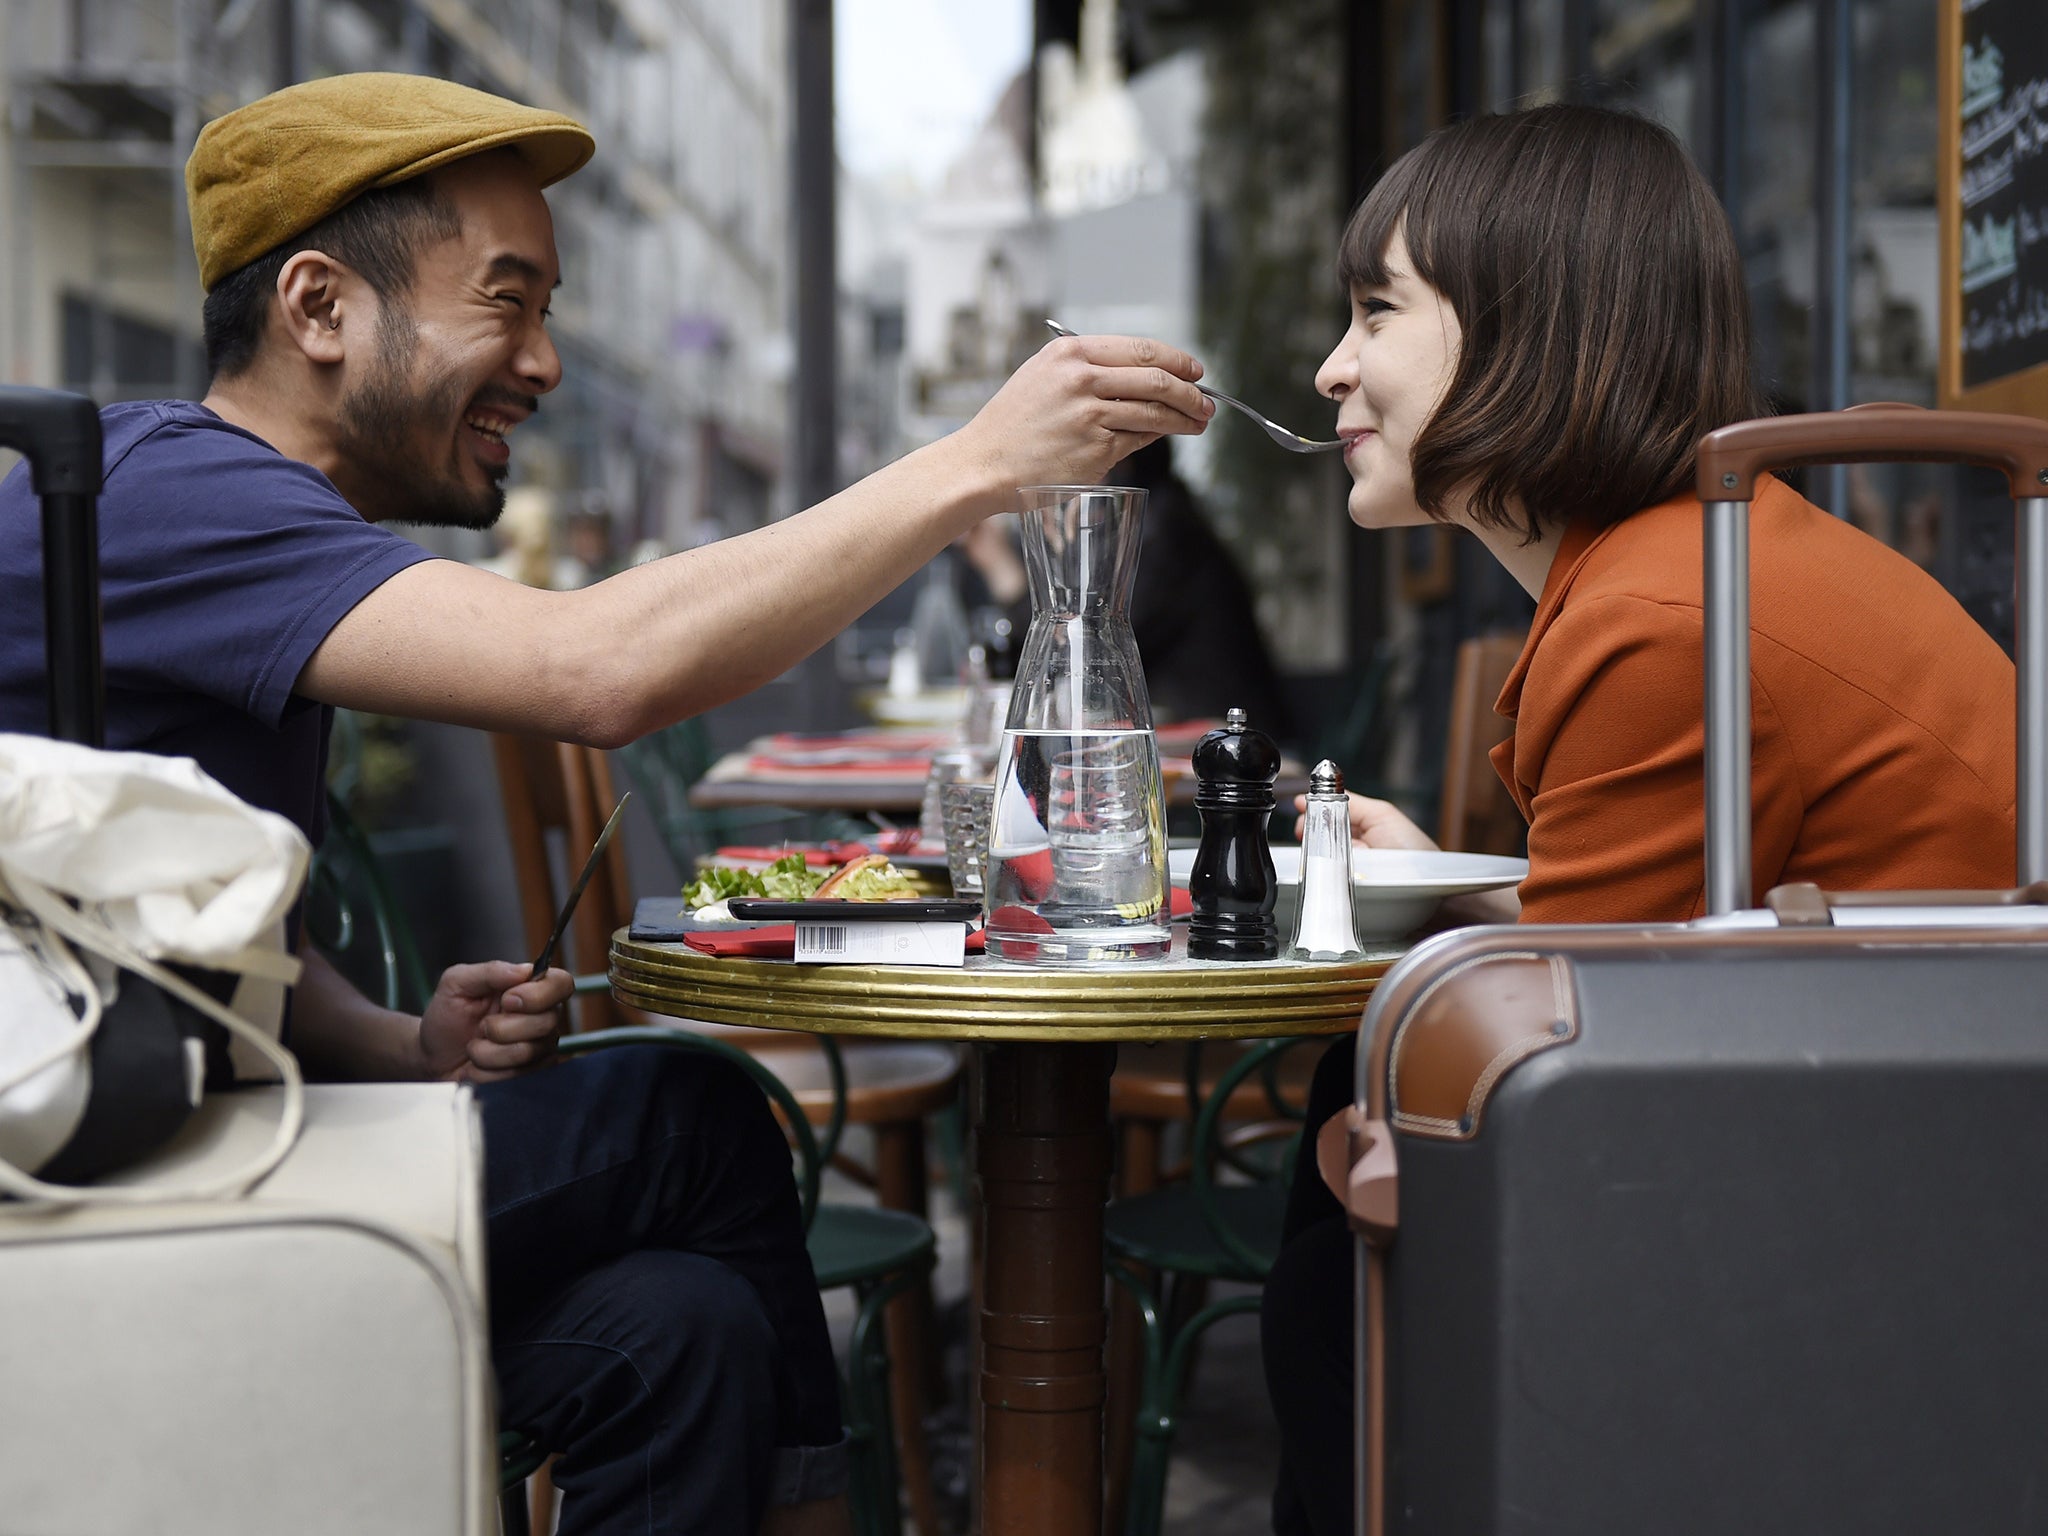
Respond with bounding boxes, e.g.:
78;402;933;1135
529;792;632;979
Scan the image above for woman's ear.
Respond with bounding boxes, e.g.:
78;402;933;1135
274;250;351;365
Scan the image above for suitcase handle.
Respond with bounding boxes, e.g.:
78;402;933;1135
1694;405;2048;913
0;387;104;746
1765;881;2048;926
1696;404;2048;503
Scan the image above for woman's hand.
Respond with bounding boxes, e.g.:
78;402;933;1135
417;960;573;1084
1294;791;1439;851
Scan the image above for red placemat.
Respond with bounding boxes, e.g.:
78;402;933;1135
683;924;989;960
742;754;933;779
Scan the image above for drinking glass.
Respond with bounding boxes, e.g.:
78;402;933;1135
940;780;997;897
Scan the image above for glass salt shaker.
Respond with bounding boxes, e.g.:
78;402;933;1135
1287;759;1364;962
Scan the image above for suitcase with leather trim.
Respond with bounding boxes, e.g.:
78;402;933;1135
1342;406;2048;1535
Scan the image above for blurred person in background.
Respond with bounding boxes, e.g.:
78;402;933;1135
0;71;1215;1536
956;436;1291;734
475;482;573;587
559;494;620;588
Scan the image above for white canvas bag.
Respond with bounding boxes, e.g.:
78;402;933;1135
0;733;309;1203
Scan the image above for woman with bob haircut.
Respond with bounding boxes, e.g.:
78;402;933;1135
1260;104;2015;1536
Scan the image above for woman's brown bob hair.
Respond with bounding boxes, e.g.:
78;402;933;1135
1340;105;1766;541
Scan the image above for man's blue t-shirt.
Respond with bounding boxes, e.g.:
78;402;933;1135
0;400;434;845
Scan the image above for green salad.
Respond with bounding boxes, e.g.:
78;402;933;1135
683;854;827;909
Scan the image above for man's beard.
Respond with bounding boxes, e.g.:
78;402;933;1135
335;308;508;532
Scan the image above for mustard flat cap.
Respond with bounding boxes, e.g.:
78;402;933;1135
186;72;594;290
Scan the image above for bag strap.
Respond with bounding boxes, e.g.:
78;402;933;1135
0;870;304;1206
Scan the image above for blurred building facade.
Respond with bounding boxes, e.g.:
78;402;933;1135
0;0;794;556
891;0;1201;455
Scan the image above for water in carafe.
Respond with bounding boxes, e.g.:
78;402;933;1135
984;486;1170;964
985;727;1169;955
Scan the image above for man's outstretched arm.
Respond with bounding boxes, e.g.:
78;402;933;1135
296;335;1212;745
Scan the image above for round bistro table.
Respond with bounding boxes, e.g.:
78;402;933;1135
611;927;1400;1536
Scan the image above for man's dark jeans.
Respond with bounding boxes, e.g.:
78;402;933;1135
480;1044;845;1535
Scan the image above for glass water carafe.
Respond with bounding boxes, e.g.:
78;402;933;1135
984;486;1170;964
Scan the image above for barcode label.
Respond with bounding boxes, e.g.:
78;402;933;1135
794;920;968;966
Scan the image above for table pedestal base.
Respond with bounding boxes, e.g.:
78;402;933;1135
977;1042;1115;1536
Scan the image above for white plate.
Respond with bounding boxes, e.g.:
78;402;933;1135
862;688;970;727
1167;846;1527;939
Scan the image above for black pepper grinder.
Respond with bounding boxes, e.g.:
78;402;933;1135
1187;707;1281;960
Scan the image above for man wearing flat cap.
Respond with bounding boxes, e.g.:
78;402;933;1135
0;72;1214;1536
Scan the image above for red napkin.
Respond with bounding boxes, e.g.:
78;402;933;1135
713;846;842;867
684;924;988;960
743;754;933;778
766;729;956;753
1154;719;1224;749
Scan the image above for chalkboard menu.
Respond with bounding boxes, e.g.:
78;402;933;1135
1943;0;2048;411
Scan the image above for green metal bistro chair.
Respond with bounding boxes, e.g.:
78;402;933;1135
1101;1036;1320;1536
305;791;432;1013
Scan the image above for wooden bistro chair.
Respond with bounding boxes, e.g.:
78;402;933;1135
488;733;959;1536
1436;630;1526;859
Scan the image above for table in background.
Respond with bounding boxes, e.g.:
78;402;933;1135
610;929;1398;1536
690;726;1308;816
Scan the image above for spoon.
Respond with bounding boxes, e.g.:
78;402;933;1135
1045;320;1342;454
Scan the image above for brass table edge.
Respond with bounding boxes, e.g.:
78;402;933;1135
612;933;1395;987
610;930;1389;1043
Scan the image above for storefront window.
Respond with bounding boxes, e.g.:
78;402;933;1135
1482;0;1518;111
1838;0;1949;571
1849;0;1940;407
1736;0;1816;414
1521;0;1567;102
1387;0;1445;151
1588;0;1697;148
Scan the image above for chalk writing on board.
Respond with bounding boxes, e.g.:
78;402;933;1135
1959;3;2048;392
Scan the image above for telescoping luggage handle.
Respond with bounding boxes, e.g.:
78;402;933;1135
1695;405;2048;914
0;386;104;748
